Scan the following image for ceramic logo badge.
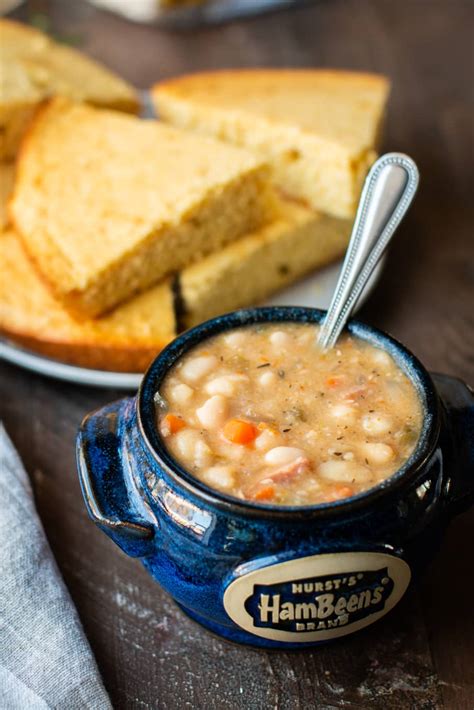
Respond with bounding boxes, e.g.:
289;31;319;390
223;551;411;642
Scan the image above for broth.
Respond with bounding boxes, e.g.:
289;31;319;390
156;323;422;506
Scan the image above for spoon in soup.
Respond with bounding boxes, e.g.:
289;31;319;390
318;152;419;350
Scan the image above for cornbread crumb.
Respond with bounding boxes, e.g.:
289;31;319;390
11;98;273;318
0;19;139;159
153;69;390;218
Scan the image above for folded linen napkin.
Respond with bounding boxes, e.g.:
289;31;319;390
0;424;111;710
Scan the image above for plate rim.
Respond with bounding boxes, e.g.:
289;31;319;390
0;339;143;389
0;257;385;390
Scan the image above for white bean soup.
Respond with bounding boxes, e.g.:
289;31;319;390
156;323;423;506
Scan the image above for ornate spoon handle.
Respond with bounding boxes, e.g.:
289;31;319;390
318;152;419;350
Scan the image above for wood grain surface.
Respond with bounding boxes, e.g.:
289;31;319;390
1;1;473;708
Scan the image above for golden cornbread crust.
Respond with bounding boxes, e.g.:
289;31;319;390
152;69;390;218
0;19;139;160
0;229;176;372
0;163;15;229
11;98;273;319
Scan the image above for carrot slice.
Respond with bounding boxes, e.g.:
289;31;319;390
223;418;258;445
161;413;186;435
252;485;276;502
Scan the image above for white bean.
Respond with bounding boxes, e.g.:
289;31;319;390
169;383;194;406
254;429;281;452
174;429;201;458
318;460;372;483
371;349;393;368
329;404;357;424
270;330;291;348
360;442;395;465
205;374;248;396
196;395;228;429
215;441;246;461
258;371;277;387
173;429;213;468
362;413;393;436
180;355;218;383
264;446;306;466
194;440;213;468
224;330;247;348
202;464;236;491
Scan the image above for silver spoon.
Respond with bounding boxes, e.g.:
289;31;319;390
318;152;419;350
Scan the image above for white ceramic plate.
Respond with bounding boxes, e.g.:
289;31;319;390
0;258;384;390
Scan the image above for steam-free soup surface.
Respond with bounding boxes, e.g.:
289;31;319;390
156;323;422;506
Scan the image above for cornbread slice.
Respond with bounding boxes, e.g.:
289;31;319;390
1;198;349;372
0;163;14;228
0;19;139;160
179;198;351;328
11;98;273;318
0;228;176;372
152;69;390;219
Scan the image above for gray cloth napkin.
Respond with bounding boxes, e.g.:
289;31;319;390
0;424;112;710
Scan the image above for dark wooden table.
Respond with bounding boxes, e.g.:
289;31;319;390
2;1;473;708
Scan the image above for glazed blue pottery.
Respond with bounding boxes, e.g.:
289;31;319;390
76;307;474;647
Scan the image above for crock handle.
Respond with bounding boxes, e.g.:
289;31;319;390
76;398;155;557
432;373;474;516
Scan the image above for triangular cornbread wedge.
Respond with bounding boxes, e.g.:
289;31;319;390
0;19;139;159
2;198;350;372
0;228;176;372
152;69;390;219
10;98;273;319
179;199;351;327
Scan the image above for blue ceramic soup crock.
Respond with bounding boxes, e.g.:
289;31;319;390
76;307;474;648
